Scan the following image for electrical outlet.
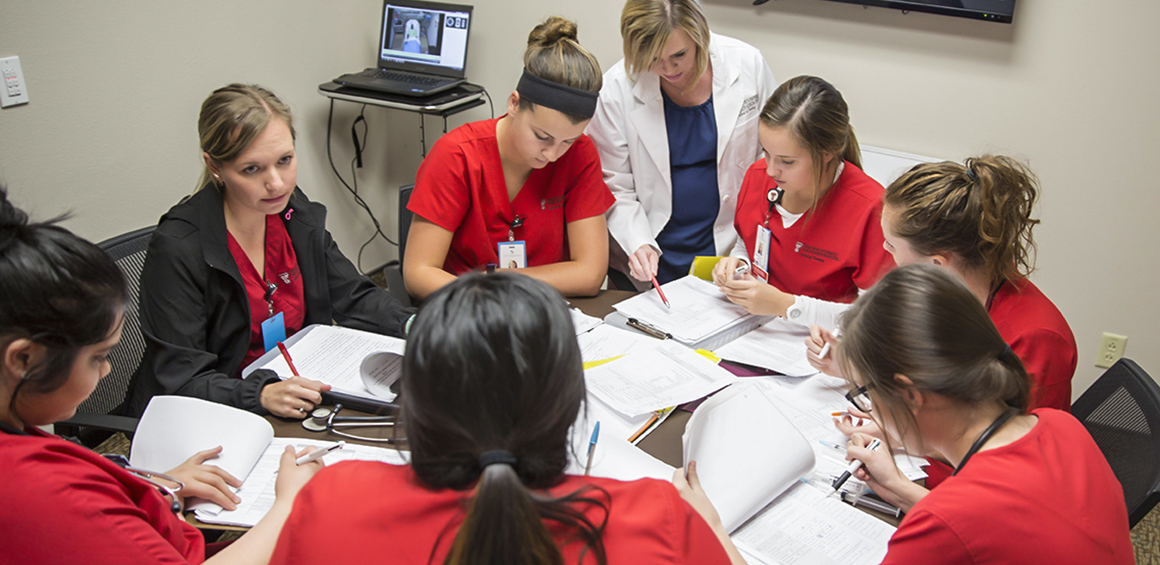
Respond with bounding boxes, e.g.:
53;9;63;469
1095;332;1128;369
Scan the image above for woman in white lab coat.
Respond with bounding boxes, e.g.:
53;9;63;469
587;0;776;287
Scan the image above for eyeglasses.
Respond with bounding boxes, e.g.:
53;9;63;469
845;385;873;413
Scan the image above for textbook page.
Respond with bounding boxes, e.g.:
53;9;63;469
260;325;406;398
761;376;927;482
682;381;816;532
130;396;273;487
194;438;409;527
584;341;738;416
612;276;755;343
576;324;662;364
714;318;818;377
731;481;896;565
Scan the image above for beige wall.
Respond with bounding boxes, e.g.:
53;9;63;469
2;0;1157;397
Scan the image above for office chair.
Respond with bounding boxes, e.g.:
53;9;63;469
689;256;725;282
382;185;415;306
1072;358;1160;528
55;226;155;447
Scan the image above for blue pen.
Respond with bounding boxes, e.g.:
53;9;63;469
584;422;601;475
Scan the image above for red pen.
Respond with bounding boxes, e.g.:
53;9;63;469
650;276;671;309
277;342;301;378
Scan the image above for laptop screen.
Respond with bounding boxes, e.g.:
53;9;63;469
378;0;472;77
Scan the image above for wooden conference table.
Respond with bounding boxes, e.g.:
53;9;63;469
266;290;693;466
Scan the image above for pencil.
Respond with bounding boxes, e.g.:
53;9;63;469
628;412;661;443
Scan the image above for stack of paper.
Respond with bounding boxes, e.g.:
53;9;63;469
714;318;818;377
612;276;769;348
583;341;738;417
253;325;406;404
131;396;407;527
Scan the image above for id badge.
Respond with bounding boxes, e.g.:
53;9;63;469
752;225;771;282
261;311;287;352
498;240;527;269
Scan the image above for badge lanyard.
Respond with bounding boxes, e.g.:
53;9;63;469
752;187;784;282
763;187;785;228
498;215;528;269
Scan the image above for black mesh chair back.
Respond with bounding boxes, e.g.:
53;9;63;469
1072;358;1160;527
75;226;155;419
383;185;415;306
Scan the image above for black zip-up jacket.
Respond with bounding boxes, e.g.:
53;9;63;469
127;184;412;416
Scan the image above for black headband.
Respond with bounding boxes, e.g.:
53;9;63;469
516;69;598;119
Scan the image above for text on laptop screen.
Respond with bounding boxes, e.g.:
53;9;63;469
381;4;470;70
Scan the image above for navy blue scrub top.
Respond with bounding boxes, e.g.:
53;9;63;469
654;90;720;284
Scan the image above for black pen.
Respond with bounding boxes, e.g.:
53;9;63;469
626;317;672;340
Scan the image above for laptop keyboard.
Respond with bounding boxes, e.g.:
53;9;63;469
360;69;449;86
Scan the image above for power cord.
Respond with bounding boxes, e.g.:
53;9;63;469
326;99;397;273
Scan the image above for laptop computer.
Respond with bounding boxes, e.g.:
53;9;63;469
336;0;473;97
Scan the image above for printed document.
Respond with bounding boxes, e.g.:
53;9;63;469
584;341;738;416
612;276;757;344
714;318;818;377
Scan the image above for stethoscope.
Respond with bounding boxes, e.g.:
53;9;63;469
302;403;405;444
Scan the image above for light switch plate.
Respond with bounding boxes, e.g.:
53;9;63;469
1;56;30;108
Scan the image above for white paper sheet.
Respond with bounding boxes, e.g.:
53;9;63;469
193;438;409;527
259;326;406;397
714;318;818;377
731;482;896;565
683;381;816;532
130;396;275;516
569;307;603;335
612;276;756;343
584;341;738;416
577;324;663;365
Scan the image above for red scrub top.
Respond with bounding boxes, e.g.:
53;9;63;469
269;461;731;564
883;409;1133;565
409;116;615;274
0;425;206;564
733;160;893;302
226;214;305;371
925;277;1079;488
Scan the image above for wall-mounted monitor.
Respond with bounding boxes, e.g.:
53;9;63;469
812;0;1015;24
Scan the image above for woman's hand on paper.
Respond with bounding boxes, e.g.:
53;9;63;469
261;376;332;419
846;433;926;512
805;325;840;377
673;462;749;565
628;244;660;282
716;276;794;317
275;445;323;504
166;446;243;511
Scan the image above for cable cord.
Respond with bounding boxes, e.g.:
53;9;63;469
326;100;398;273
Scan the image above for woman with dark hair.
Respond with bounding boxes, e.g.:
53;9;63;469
269;273;743;564
0;187;321;564
830;264;1128;563
130;83;412;419
712;76;893;329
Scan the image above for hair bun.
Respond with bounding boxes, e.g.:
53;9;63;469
0;187;30;232
528;16;579;47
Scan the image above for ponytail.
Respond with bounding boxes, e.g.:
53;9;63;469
884;155;1041;284
443;461;609;565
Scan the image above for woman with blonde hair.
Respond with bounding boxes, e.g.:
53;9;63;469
588;0;776;286
829;155;1079;488
131;84;412;418
712;76;893;327
403;17;615;300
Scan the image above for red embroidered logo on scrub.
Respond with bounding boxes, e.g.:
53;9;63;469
795;241;838;263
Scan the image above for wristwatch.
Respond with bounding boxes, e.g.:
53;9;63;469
785;296;805;321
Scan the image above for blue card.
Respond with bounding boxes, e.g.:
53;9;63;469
261;311;286;352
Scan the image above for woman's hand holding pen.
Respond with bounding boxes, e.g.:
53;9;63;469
805;325;841;377
275;445;324;502
261;376;332;419
165;446;243;510
845;433;926;513
711;256;745;287
716;274;795;317
628;244;660;282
